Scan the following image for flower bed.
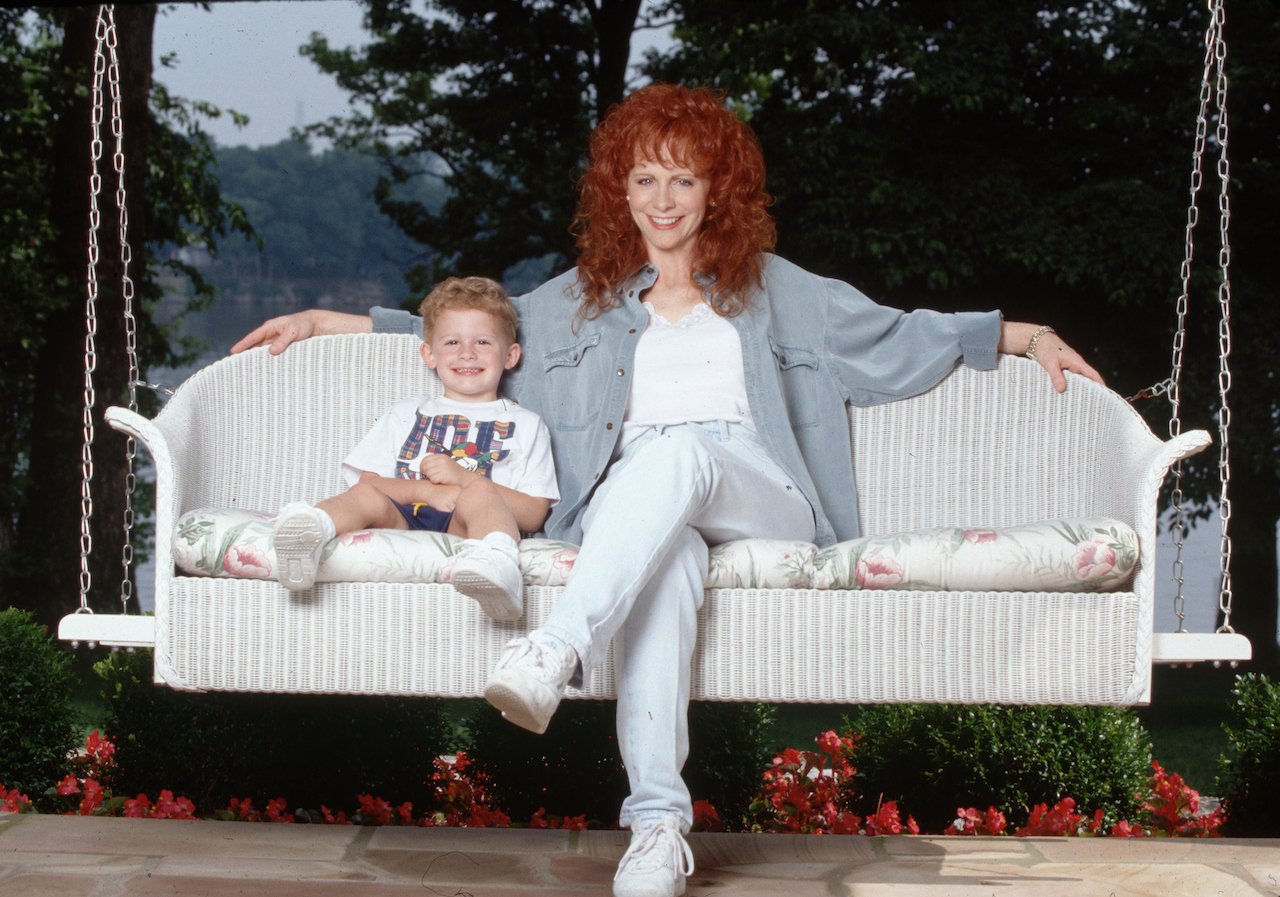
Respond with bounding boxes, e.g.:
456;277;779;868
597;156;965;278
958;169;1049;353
1;729;1224;838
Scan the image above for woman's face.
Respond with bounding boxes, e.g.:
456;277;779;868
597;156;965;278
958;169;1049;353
625;151;710;263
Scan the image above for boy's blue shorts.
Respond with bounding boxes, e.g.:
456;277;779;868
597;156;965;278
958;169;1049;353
390;499;454;533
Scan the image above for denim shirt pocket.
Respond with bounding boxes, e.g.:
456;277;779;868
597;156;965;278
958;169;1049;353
769;337;821;429
541;332;603;430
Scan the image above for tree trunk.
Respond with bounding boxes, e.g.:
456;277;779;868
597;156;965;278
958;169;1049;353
585;0;643;117
10;6;154;633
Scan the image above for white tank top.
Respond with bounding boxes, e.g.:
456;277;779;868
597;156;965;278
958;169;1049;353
623;302;754;429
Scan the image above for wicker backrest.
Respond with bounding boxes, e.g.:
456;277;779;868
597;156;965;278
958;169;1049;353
157;335;1154;534
849;357;1156;535
156;334;439;514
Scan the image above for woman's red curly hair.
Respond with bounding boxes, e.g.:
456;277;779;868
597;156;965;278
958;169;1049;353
573;83;775;317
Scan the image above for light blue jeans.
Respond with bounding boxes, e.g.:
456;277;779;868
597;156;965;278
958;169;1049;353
540;421;816;829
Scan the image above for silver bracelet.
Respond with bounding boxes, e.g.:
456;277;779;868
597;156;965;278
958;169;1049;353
1025;325;1055;360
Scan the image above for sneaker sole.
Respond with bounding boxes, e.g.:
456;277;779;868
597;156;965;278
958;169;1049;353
483;678;553;734
273;516;325;591
451;568;523;622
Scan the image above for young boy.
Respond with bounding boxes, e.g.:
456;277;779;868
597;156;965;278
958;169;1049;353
270;276;558;622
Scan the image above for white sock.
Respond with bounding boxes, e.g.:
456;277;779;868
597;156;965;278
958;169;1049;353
480;531;519;557
315;508;337;543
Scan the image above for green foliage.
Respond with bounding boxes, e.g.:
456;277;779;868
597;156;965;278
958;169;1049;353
96;649;454;815
203;139;439;306
1218;673;1280;836
0;608;79;803
300;0;654;295
848;704;1151;832
463;698;774;825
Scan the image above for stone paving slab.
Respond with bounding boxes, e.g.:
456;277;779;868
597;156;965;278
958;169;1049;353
1;814;1279;896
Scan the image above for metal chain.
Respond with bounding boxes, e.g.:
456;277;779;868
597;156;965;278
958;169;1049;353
77;6;112;614
1163;0;1222;631
1208;0;1235;633
78;5;140;617
103;5;140;615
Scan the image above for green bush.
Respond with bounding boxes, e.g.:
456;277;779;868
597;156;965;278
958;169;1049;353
97;649;455;814
1218;673;1280;837
848;704;1151;831
463;699;775;826
0;608;80;804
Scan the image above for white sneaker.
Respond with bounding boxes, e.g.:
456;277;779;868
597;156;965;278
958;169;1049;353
272;503;329;591
613;816;694;897
450;543;523;622
482;632;577;734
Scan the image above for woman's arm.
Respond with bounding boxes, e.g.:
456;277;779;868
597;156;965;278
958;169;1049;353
230;309;372;355
999;321;1104;393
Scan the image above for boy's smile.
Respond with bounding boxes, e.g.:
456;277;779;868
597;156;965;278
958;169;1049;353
421;308;521;402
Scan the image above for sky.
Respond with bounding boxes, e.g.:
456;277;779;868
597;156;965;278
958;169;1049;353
153;1;368;149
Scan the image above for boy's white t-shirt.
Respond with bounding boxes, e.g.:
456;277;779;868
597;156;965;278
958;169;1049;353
342;395;559;502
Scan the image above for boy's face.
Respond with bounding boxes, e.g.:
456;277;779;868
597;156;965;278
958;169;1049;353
421;307;520;402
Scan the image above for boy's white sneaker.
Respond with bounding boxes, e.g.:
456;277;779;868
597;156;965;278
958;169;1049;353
482;632;576;734
613;815;694;897
450;542;523;622
271;502;329;591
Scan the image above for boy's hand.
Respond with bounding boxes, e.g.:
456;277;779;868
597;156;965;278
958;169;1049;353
422;483;462;513
420;453;473;486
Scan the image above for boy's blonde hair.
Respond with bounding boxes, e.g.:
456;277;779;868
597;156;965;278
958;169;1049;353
418;276;518;343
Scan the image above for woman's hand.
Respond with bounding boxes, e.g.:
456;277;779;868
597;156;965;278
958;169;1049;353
999;321;1105;393
230;309;372;356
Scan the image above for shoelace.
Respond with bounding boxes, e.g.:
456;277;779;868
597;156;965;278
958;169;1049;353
614;821;695;882
498;637;564;683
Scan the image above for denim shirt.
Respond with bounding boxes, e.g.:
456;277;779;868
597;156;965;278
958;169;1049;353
372;253;1001;547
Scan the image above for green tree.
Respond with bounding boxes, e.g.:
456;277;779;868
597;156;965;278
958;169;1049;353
1;7;250;630
651;0;1279;663
208;139;442;304
301;0;649;297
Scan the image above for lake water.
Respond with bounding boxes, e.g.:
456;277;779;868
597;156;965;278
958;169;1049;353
130;292;1268;640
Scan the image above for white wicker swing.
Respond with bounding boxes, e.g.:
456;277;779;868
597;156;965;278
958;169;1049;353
59;3;1249;700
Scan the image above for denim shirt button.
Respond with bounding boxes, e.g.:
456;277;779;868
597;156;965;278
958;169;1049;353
606;422;614;430
616;368;625;377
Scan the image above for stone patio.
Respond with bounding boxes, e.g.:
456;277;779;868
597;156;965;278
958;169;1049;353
2;814;1279;896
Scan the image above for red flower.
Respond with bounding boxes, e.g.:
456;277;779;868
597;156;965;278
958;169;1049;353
57;774;82;796
321;805;352;825
264;797;293;824
357;794;393;826
123;794;153;818
76;779;105;815
692;800;724;833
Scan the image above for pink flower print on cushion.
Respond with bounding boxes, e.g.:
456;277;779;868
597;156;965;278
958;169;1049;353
963;529;1000;544
551;548;578;578
855;554;905;588
339;530;375;547
224;543;271;578
1074;535;1117;580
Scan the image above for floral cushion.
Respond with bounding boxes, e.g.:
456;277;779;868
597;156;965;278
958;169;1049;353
174;508;1137;593
811;518;1138;592
173;508;579;587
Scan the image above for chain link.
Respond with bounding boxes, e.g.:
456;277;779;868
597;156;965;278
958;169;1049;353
1208;0;1235;633
78;6;140;617
102;4;140;615
1161;0;1234;635
1163;0;1222;631
78;7;112;612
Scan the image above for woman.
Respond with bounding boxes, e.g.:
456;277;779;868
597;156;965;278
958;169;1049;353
233;83;1102;897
